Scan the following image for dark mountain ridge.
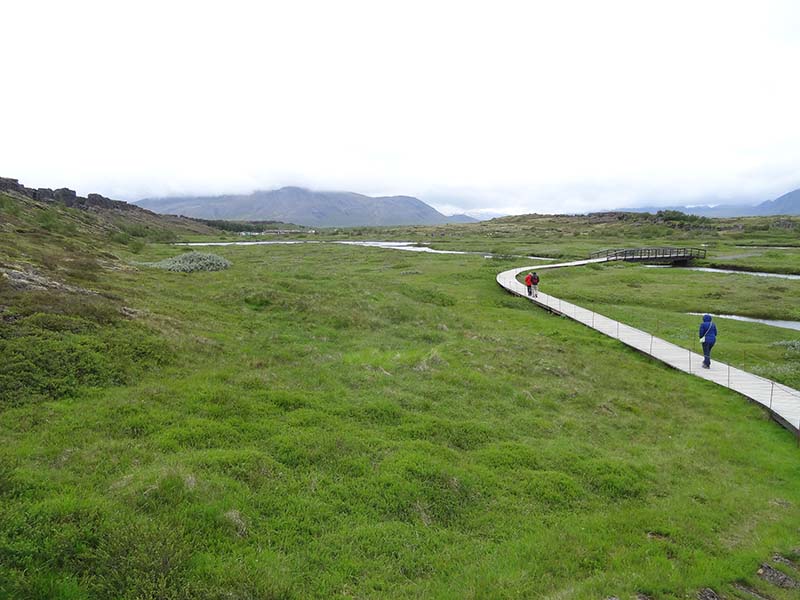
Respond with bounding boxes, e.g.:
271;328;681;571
135;186;477;227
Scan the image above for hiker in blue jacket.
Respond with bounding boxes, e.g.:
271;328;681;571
699;314;718;368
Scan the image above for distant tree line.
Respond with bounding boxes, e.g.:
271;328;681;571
192;219;303;232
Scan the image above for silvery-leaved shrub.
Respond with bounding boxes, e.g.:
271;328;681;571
146;252;231;272
771;340;800;353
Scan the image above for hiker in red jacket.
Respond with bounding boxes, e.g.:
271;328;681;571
524;272;533;296
531;272;540;298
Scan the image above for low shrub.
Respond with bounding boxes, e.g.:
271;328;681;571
145;252;231;273
0;299;170;407
399;286;456;306
108;231;132;245
88;518;194;600
35;208;77;234
771;340;800;353
0;193;21;216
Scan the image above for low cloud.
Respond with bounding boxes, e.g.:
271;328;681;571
2;1;799;215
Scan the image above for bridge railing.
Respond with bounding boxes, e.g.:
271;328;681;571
590;247;707;261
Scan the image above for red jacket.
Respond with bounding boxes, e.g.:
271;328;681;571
524;274;532;286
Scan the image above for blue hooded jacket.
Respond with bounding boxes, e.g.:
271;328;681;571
699;314;717;343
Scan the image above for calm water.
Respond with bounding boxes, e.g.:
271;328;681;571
687;312;800;332
645;265;800;280
734;245;800;250
335;241;475;255
175;240;318;246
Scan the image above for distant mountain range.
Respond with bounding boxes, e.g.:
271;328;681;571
622;187;800;217
135;187;477;227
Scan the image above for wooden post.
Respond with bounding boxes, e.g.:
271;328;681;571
770;382;774;410
649;334;653;354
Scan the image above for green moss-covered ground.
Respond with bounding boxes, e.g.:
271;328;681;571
2;194;800;598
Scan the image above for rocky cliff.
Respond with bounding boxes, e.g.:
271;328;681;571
0;177;140;212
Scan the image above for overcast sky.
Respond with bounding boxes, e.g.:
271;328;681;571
3;1;800;216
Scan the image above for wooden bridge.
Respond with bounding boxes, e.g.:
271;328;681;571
589;247;706;264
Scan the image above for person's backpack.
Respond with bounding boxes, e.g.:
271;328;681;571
532;275;539;285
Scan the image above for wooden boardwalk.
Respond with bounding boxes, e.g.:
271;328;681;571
497;257;800;434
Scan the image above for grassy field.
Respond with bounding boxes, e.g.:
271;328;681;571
2;194;800;598
191;212;800;273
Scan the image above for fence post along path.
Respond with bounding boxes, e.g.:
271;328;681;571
496;250;800;435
